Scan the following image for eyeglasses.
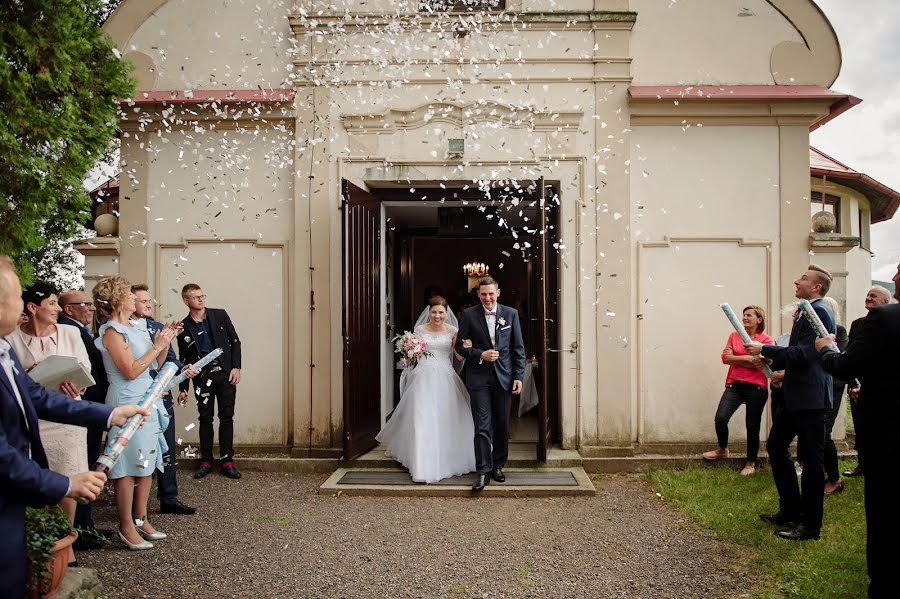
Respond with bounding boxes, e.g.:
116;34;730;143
67;302;94;307
184;294;207;300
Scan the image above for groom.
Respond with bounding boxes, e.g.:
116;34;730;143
455;276;526;492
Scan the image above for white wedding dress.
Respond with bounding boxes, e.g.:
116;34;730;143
376;324;476;483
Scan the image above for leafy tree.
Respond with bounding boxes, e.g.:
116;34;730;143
0;0;134;284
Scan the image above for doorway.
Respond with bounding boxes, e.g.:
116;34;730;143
342;180;560;460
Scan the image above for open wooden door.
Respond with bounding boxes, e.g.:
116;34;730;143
536;177;553;462
342;179;381;460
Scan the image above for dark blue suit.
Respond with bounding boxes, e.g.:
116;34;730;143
143;317;182;504
455;304;525;474
57;315;109;534
761;298;835;532
819;303;900;597
1;345;112;598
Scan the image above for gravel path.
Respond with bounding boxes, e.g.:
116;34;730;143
78;472;757;598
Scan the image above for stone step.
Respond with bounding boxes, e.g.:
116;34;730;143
175;449;858;475
318;467;597;497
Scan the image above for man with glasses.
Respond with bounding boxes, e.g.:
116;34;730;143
177;284;242;480
58;290;112;549
132;284;198;514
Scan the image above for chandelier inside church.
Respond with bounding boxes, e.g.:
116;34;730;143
462;262;489;277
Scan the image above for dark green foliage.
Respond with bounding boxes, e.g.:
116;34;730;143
25;505;73;594
0;0;134;284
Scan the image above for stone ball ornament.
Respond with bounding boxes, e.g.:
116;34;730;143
93;213;119;237
811;210;836;233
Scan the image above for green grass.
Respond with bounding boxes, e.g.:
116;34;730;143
646;461;867;598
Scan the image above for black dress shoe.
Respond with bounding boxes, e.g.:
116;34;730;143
193;462;213;479
472;474;488;492
491;468;505;483
775;524;820;541
73;530;107;551
759;512;798;526
843;467;864;477
220;461;242;479
160;499;197;515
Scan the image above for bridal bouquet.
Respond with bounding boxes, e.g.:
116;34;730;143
392;331;432;368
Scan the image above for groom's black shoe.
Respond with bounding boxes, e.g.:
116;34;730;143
491;468;505;483
472;474;488;492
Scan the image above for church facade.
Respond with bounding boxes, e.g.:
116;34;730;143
82;0;893;459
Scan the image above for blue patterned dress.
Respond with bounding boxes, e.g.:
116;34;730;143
96;319;169;479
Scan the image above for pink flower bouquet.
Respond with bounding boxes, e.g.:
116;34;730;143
391;331;433;368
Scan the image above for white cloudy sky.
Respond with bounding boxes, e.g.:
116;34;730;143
812;0;900;282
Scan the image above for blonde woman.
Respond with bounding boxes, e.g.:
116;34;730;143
93;276;180;550
7;281;92;565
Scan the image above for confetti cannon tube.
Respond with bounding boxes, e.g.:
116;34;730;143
75;363;178;505
165;348;223;392
720;303;774;378
798;299;831;338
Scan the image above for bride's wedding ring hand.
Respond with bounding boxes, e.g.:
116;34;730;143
462;339;472;349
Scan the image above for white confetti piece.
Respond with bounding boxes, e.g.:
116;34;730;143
185;423;195;431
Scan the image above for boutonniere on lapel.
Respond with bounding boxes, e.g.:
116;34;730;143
497;317;506;327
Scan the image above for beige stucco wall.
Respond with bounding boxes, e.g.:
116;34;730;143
631;0;800;85
97;0;855;455
631;125;781;444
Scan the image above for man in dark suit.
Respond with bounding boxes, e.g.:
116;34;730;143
132;284;197;514
842;285;892;478
815;264;900;599
455;276;526;492
0;255;148;597
57;290;112;549
746;265;836;541
177;283;242;480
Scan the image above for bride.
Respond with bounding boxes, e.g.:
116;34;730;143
376;295;476;483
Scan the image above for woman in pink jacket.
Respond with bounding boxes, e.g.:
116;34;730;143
702;305;774;476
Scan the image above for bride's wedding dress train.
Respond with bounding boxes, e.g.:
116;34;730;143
376;326;476;483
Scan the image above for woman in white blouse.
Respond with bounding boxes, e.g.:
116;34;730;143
7;281;93;565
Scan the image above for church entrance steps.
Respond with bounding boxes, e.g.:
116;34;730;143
176;449;856;475
350;443;583;469
317;467;596;497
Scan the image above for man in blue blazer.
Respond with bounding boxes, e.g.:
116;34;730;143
455;276;526;492
132;284;197;514
0;256;148;597
746;265;836;541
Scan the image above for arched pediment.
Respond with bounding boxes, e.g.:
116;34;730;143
767;0;841;86
342;101;582;133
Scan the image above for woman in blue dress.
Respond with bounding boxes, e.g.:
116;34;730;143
93;276;180;550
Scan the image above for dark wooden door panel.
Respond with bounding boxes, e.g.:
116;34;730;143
342;179;381;460
537;177;553;462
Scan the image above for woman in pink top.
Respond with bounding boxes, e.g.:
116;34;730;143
702;305;774;475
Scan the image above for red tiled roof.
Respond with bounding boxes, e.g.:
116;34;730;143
811;147;900;223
